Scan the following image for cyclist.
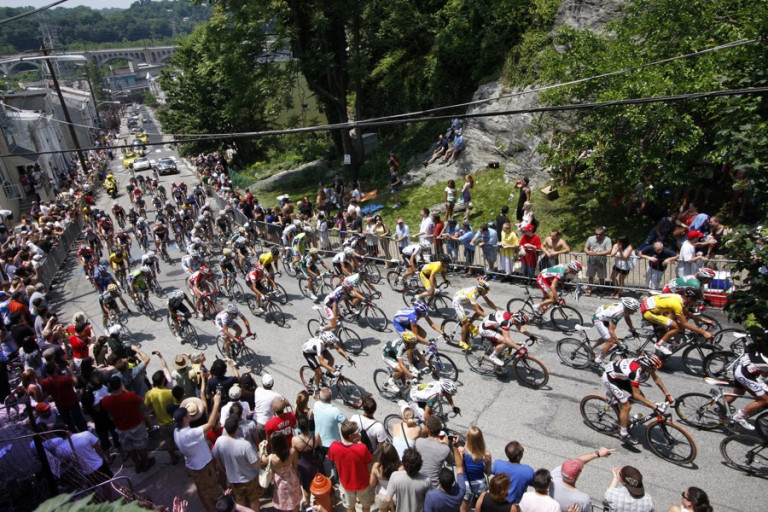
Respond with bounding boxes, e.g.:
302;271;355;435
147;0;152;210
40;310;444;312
480;311;534;367
135;217;150;248
281;219;302;247
77;243;96;280
382;331;430;393
216;210;232;238
601;352;674;445
302;331;356;392
92;263;117;293
172;184;185;207
320;284;351;333
113;230;133;259
141;250;161;279
393;301;446;345
134;194;147;217
724;343;768;430
84;226;102;254
258;247;280;276
189;265;215;315
245;264;277;314
290;230;309;267
153;220;170;255
342;271;378;311
215;304;253;358
332;246;359;278
99;284;132;328
662;267;716;295
401;243;423;280
167;289;197;341
418;254;450;301
128;266;153;304
452;278;501;349
407;378;460;422
535;260;583;315
640;290;713;355
219;249;237;290
301;248;329;300
126;206;139;227
98;214;114;241
112;202;126;227
592;298;641;364
232;235;251;272
109;248;129;284
181;251;202;276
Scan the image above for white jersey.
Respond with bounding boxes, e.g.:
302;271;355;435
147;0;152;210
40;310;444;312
409;381;442;402
402;244;421;257
215;310;240;331
332;252;346;264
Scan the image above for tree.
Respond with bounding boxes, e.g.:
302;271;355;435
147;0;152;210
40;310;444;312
722;225;768;343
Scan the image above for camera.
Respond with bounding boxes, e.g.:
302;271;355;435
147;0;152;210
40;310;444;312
447;434;455;445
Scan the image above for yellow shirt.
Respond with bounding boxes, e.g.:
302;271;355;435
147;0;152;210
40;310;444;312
144;388;175;427
643;294;684;316
109;252;126;267
420;261;444;276
500;230;519;258
258;252;274;267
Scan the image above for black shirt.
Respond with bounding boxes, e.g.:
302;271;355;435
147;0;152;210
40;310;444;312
640;246;677;271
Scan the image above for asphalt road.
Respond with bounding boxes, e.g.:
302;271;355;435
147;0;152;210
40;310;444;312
48;108;763;512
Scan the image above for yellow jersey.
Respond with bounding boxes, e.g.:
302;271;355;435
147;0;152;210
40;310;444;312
258;252;275;267
109;252;127;267
455;287;482;305
420;261;444;277
641;294;683;316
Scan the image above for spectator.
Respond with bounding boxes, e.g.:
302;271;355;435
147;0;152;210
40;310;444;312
475;474;520;512
110;345;151;398
174;391;223;512
640;242;678;290
443;219;460;263
495;205;511;236
515;178;531;222
499;222;519;278
365;216;379;257
517;202;535;233
264;396;297;445
350;396;388;455
253;373;279;435
445;180;457;219
705;215;730;260
459;426;492;512
49;423;115;500
415;415;452;490
171;354;198;400
442;132;465;165
101;375;154;474
610;236;634;299
41;362;88;432
584;226;612;296
519;469;560;512
396;219;411;252
603;466;654;512
386;447;431;511
550;447;614;511
518;225;542;279
472;223;499;276
364;448;400;512
329;420;375;512
638;212;676;252
388;151;401;173
426;135;450;167
432;214;445;255
667;487;712;512
461;174;474;222
390;406;423;458
456;221;476;275
292;414;324;507
415;208;435;254
374;216;392;261
314;387;346;448
316;212;331;250
676;230;707;278
259;433;302;512
424;438;466;512
390;166;403;209
213;414;263;511
144;368;180;465
541;230;571;268
220;384;252;426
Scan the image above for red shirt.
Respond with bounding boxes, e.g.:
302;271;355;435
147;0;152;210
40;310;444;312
205;425;224;451
328;441;373;491
519;233;542;267
8;300;30;317
41;375;79;408
101;391;144;430
264;412;296;444
68;334;90;359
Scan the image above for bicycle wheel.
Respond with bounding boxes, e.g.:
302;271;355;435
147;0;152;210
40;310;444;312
306;318;322;338
216;336;228;357
239;345;263;374
373;369;399;402
363;262;381;284
363;304;389;332
231;281;246;304
247;296;260;316
513;355;549;389
645;419;697;465
430;294;453;319
340;327;363;355
550;305;583;333
465;340;496;377
401;289;418;307
703;350;737;380
556;338;593;369
427;352;459;381
297;277;311;299
681;343;719;376
579;395;619;434
387;270;406;293
713;328;752;351
299;366;315;392
143;298;158;321
336;376;364;408
266;303;286;328
720;434;768;475
674;392;725;430
440;319;463;348
757;411;768;440
270;283;289;305
505;298;535;316
181;323;202;350
283;257;298;278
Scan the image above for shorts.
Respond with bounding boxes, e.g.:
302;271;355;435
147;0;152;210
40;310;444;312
117;423;148;451
333;262;344;275
734;365;766;397
464;478;488;501
602;374;633;404
188;460;222;504
402;253;414;266
452;298;471;322
301;264;318;278
324;304;336;319
221;261;236;274
340;484;374;509
536;275;554;296
158;424;176;450
383;356;399;370
594;320;612;340
613;266;630;276
230;478;264;508
586;260;607;279
304;350;330;370
393;321;409;335
419;272;433;290
479;328;503;343
642;310;673;328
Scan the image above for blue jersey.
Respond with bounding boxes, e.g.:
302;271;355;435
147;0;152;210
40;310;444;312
93;271;113;292
324;286;347;306
393;307;422;334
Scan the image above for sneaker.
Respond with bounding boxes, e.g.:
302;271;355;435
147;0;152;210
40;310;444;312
176;335;184;343
733;414;755;430
310;293;318;300
654;343;672;355
459;341;470;350
386;378;400;393
621;433;640;445
594;356;603;364
255;307;265;314
351;308;361;315
488;354;504;366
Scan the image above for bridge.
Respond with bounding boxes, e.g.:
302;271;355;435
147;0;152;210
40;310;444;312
0;45;177;75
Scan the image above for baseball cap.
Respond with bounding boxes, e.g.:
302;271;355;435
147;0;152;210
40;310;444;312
561;459;585;481
686;230;703;240
262;373;274;387
228;384;242;400
173;407;188;424
522;224;535;232
620;466;645;497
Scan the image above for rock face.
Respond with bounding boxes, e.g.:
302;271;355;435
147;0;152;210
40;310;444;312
255;159;327;190
406;0;625;190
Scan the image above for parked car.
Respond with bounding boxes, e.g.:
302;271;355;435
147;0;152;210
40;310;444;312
156;157;178;175
132;157;152;172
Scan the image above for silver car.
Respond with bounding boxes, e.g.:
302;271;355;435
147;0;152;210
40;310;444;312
132;157;152;172
157;157;178;175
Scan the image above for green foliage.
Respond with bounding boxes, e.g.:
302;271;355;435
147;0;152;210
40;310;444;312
0;1;210;53
34;493;150;512
142;92;159;108
722;225;768;341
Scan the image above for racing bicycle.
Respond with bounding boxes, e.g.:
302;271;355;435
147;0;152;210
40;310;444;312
466;336;549;388
247;292;287;328
675;376;768;433
299;364;364;409
166;311;201;349
505;287;583;333
216;333;262;374
340;293;389;332
306;306;363;355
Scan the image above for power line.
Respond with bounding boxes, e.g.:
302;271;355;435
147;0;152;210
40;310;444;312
0;0;69;27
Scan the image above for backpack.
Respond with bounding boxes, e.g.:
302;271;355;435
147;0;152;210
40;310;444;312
357;414;377;454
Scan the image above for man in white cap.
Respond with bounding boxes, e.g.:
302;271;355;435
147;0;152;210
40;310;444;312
220;384;252;426
174;390;223;512
252;373;279;430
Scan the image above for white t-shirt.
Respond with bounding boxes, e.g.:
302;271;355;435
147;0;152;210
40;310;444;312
350;414;388;453
677;240;698;277
519;490;561;512
174;426;213;471
220;400;252;426
253;388;279;425
56;431;103;474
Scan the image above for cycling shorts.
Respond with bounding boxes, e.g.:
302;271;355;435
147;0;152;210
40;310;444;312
734;365;766;397
452;297;471;322
642;310;673;328
301;264;318;278
402;253;415;266
304;350;330;370
393;320;410;335
132;279;148;291
169;303;190;316
324;304;337;320
383;355;400;370
100;298;118;311
602;374;633;404
594;320;612;341
333;262;344;276
419;271;434;290
217;320;240;336
479;328;504;344
221;261;236;274
536;275;555;296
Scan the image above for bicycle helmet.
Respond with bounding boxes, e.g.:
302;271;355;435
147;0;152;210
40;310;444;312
107;325;121;337
223;248;233;256
439;378;457;396
106;174;113;180
696;267;716;282
170;290;185;300
244;223;250;229
511;311;530;324
294;219;302;227
271;247;279;256
189;250;200;259
680;287;701;299
343;246;355;256
145;250;155;258
439;254;452;264
621;297;641;312
85;226;93;233
476;278;489;292
319;331;339;345
309;248;319;256
218;210;226;217
107;284;118;292
226;304;239;315
140;265;151;274
96;264;108;274
413;301;429;315
129;205;135;211
568;260;583;272
238;227;246;234
401;331;418;344
637;352;663;370
502;312;512;322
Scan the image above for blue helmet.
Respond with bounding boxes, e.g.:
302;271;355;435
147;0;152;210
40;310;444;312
413;302;428;315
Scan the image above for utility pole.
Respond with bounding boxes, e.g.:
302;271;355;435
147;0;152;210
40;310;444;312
40;42;90;177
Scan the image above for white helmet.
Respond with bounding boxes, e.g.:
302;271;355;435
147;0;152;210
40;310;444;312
439;378;457;396
140;265;152;274
170;290;185;300
145;250;155;258
319;332;339;345
226;304;239;315
107;325;122;337
344;247;354;256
